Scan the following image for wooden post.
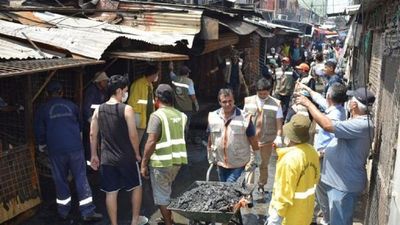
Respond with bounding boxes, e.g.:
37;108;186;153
75;67;84;112
25;75;34;155
157;61;162;86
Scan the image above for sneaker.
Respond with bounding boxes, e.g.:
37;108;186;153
82;212;103;222
258;185;265;193
137;216;149;225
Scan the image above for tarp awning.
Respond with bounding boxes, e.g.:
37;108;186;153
107;51;189;61
0;58;104;78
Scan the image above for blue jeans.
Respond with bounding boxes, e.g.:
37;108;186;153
326;185;359;225
217;166;244;182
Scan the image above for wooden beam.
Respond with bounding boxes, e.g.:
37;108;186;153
31;70;57;104
102;58;118;72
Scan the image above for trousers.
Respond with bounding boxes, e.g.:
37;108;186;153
259;143;273;186
326;184;359;225
49;150;96;217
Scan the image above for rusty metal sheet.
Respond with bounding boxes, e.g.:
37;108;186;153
33;12;197;48
0;36;65;59
107;51;189;61
13;11;52;27
89;0;119;22
0;58;104;78
118;2;202;34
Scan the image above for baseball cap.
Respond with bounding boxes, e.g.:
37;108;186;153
93;71;109;82
47;81;62;93
347;87;375;106
179;66;191;75
283;114;311;143
295;63;310;72
156;84;174;101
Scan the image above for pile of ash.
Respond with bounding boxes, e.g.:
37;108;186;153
169;182;245;212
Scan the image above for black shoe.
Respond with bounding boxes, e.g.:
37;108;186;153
82;212;103;222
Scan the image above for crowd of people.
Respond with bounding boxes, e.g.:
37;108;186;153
33;38;375;225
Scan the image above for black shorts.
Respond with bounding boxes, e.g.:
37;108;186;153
100;162;142;192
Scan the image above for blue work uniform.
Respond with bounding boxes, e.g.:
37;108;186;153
34;97;96;218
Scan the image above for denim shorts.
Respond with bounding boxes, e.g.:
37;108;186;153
100;162;142;192
150;166;181;206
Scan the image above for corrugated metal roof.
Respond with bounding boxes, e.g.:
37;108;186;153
118;2;203;34
0;19;119;60
0;36;65;60
244;17;303;35
219;20;258;35
32;12;196;45
0;58;104;78
0;12;197;59
32;12;197;47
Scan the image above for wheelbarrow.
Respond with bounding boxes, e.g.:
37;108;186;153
168;181;252;225
168;166;256;225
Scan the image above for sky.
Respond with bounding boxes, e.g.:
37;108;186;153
326;0;352;14
299;0;352;17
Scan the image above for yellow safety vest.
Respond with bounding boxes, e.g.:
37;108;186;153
150;107;188;168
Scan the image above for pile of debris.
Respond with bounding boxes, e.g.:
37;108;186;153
169;182;245;212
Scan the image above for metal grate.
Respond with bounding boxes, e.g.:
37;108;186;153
0;58;104;78
0;76;26;148
0;145;41;223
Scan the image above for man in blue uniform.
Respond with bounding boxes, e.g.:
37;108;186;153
82;71;109;162
34;81;102;222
